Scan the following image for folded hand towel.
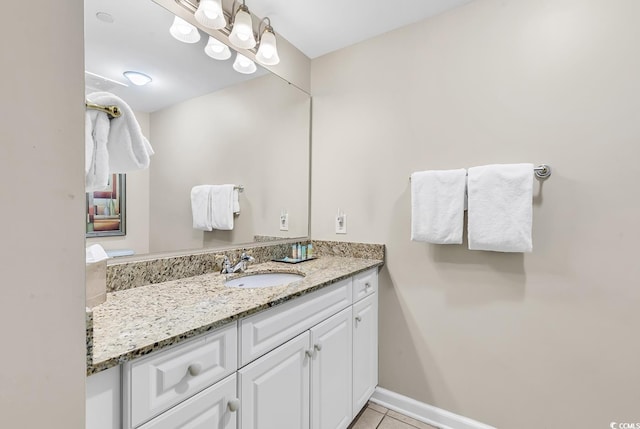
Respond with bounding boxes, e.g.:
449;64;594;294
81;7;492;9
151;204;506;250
467;163;534;252
85;110;111;191
233;188;240;214
191;185;213;231
86;92;154;173
210;185;235;230
411;169;467;244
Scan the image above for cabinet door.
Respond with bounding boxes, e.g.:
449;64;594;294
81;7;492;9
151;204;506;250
139;373;237;429
310;307;353;429
239;332;311;429
352;293;378;416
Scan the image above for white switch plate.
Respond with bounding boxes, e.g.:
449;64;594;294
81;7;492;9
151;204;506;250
335;213;347;234
280;213;289;231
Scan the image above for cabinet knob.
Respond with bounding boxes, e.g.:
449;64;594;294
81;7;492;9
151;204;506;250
365;282;371;290
187;363;203;376
314;344;322;352
305;350;314;358
227;398;240;412
355;315;362;322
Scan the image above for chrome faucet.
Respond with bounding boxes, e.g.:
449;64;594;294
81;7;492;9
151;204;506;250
220;253;255;274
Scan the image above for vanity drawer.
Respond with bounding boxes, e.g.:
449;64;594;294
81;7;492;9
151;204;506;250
353;268;378;302
124;322;237;429
239;278;352;366
138;373;237;429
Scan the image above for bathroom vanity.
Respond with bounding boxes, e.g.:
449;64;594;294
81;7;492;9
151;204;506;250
86;256;382;429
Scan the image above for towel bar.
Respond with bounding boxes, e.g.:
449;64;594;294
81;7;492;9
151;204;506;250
409;164;552;181
85;101;122;119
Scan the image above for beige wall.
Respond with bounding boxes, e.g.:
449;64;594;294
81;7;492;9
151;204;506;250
0;1;86;428
87;112;151;255
311;0;640;427
149;74;310;253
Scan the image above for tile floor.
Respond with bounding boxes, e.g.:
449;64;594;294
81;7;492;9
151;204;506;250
348;401;439;429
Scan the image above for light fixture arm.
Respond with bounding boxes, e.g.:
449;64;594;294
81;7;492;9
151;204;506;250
258;17;273;37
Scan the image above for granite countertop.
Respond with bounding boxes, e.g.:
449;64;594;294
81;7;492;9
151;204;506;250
88;256;383;375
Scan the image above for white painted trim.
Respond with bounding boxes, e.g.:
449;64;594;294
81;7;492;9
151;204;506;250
370;387;496;429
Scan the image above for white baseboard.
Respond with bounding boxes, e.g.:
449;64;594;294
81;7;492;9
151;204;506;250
370;387;496;429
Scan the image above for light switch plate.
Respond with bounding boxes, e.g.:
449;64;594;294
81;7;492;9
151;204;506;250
280;213;289;231
335;213;347;234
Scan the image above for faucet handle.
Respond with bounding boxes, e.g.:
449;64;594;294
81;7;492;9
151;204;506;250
241;253;254;262
220;256;232;274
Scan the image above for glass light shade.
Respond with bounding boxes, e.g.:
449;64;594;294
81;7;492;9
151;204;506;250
233;53;257;74
169;16;201;43
229;8;256;49
256;29;280;65
194;0;226;29
123;71;152;86
204;36;231;60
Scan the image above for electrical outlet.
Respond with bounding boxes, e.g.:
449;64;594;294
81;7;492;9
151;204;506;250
335;213;347;234
280;212;289;231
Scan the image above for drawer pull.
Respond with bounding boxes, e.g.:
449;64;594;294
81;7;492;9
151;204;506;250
227;398;240;412
314;344;322;352
364;282;371;290
355;315;362;322
187;363;203;376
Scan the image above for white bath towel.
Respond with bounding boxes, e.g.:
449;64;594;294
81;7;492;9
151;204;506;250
191;186;213;231
86;92;154;173
233;188;240;214
467;163;534;252
85;109;111;191
210;185;235;230
411;169;467;244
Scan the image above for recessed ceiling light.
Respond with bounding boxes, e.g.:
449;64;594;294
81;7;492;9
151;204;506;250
123;71;152;86
96;12;114;23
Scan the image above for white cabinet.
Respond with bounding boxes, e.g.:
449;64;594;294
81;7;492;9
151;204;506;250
239;332;311;429
88;267;379;429
123;322;238;428
139;373;238;429
310;307;353;429
352;293;378;415
239;278;352;366
240;308;354;429
87;365;121;429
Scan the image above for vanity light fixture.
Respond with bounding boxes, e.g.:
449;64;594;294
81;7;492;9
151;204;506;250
194;0;226;29
204;36;232;60
232;52;257;74
229;0;256;49
123;71;153;86
169;16;201;43
255;17;280;66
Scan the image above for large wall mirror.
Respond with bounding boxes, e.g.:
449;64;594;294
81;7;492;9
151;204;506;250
85;0;310;257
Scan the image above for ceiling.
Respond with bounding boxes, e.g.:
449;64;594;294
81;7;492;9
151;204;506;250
84;0;473;112
244;0;474;59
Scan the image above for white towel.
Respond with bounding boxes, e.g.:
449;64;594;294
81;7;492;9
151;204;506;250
233;188;240;214
467;163;534;252
191;186;213;231
210;185;235;230
85;109;111;191
86;92;154;173
411;169;467;244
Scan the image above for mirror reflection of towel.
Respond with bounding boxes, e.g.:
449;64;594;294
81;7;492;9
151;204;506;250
210;185;235;230
86;91;154;173
190;185;236;231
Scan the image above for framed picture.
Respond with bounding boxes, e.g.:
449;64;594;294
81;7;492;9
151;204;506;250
86;174;126;237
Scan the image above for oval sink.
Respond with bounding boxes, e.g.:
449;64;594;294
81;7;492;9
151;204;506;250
224;272;304;289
